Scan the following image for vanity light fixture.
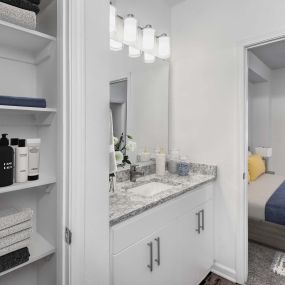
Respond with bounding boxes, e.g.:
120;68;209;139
129;46;141;58
110;39;123;51
158;33;171;59
144;52;156;64
142;25;155;51
109;2;116;34
123;14;138;43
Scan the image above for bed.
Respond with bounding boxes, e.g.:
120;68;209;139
248;173;285;250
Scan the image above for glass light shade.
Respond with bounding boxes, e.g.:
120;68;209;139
158;34;171;59
129;46;141;58
142;25;155;51
109;3;116;34
144;53;155;64
110;39;123;51
124;14;138;43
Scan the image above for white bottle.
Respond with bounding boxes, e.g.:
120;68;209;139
26;138;41;181
16;139;28;183
156;148;166;176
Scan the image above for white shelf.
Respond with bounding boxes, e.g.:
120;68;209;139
0;20;56;63
0;176;56;195
0;105;57;125
0;233;55;277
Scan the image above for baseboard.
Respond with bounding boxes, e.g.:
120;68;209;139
211;262;237;283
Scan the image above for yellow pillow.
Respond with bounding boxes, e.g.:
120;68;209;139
248;154;265;182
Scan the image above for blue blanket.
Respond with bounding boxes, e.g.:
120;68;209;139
265;180;285;226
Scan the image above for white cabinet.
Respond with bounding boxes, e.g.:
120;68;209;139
111;184;214;285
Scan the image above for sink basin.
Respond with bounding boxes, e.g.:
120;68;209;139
128;182;172;197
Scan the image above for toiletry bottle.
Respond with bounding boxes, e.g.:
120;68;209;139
16;139;28;183
26;138;40;181
177;156;190;176
156;147;166;176
168;149;180;174
10;138;19;182
0;134;13;187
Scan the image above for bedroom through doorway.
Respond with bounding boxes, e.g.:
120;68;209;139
247;38;285;284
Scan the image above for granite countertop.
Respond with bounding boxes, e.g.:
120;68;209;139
110;163;217;226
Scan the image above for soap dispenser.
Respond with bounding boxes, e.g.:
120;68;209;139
0;134;14;187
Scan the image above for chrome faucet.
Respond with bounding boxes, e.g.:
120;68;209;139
130;164;144;182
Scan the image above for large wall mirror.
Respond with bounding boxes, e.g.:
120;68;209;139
110;48;169;166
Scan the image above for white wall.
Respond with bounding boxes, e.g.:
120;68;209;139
170;0;285;282
271;68;285;175
248;68;285;175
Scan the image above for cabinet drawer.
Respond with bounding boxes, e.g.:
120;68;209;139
111;183;213;254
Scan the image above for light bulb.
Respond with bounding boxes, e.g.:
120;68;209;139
110;39;123;51
142;25;155;51
158;34;170;59
124;14;137;43
129;46;141;58
144;53;155;64
109;3;116;34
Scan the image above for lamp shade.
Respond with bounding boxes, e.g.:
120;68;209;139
109;3;116;34
255;147;272;158
158;34;170;59
124;14;137;43
142;25;155;51
144;52;155;63
110;39;123;51
129;46;141;58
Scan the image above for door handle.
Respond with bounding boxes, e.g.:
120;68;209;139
154;237;160;266
201;209;205;231
196;211;201;234
147;242;153;272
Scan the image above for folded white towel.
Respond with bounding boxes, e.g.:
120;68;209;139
0;208;33;231
0;238;31;257
0;228;32;249
0;220;32;238
0;2;36;30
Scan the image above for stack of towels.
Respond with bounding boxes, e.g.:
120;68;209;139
0;207;33;273
0;0;41;30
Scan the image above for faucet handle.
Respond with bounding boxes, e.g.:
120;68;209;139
130;164;138;171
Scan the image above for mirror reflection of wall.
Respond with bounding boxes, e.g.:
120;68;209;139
110;48;169;166
110;79;128;154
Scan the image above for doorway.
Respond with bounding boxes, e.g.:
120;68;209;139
238;33;285;285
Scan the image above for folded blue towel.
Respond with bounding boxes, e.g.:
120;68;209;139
0;96;46;108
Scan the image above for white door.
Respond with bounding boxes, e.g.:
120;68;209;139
112;233;158;285
154;214;196;285
191;200;214;284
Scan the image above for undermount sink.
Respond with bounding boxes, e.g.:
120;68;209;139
128;181;172;197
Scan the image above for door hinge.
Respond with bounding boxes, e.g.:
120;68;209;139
243;172;246;180
65;227;72;245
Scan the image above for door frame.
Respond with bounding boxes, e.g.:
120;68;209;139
236;29;285;284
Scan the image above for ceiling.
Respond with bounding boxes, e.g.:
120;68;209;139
164;0;186;7
251;40;285;70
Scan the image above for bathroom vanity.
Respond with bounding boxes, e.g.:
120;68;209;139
110;163;217;285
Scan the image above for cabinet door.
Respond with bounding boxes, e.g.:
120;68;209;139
191;200;214;284
112;233;157;285
153;214;196;285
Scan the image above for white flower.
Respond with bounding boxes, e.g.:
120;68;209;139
113;137;119;145
126;140;137;152
115;151;123;163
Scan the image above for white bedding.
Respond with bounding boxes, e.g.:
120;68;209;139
248;174;285;220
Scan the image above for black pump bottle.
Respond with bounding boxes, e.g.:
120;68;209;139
0;134;13;187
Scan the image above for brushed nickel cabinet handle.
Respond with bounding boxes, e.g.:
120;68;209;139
154;237;160;266
201;209;205;231
147;242;153;272
196;212;201;234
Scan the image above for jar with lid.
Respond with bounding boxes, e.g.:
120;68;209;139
168;150;180;174
177;156;190;176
